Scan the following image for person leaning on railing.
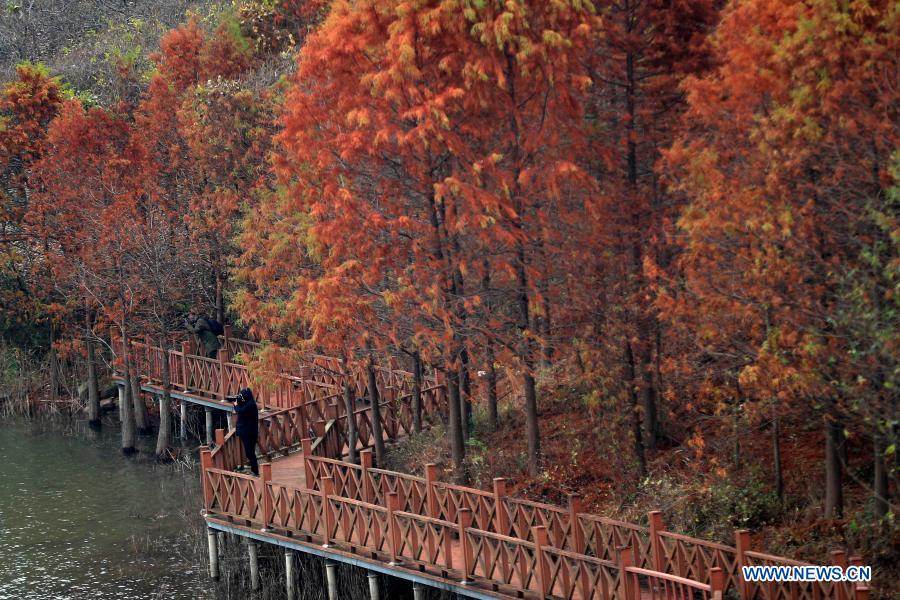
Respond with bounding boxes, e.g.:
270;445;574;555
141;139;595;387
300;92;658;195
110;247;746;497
230;388;259;476
185;311;222;359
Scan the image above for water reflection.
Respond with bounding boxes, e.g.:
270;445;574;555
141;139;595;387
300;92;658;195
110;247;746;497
0;418;210;599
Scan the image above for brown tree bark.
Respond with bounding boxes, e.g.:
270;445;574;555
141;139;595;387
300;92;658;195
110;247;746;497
824;415;844;518
120;357;136;454
412;351;423;434
344;376;358;464
447;366;465;482
626;341;647;477
131;371;150;434
84;309;101;426
155;334;174;457
772;410;784;504
873;432;889;521
486;340;498;430
366;354;385;465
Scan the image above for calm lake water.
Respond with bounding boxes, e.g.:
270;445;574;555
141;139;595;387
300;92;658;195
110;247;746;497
0;418;211;600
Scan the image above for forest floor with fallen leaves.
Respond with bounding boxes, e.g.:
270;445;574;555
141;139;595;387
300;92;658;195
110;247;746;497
382;382;898;598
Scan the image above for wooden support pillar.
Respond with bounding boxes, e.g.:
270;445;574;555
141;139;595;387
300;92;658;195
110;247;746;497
711;567;725;600
367;571;380;600
117;384;125;421
735;530;751;600
227;412;234;433
248;539;259;591
180;401;187;440
285;550;296;600
457;507;473;584
649;510;665;573
205;408;214;445
206;528;219;580
325;559;339;600
619;546;635;600
425;463;438;518
493;477;509;535
216;531;225;558
412;582;426;600
362;449;375;503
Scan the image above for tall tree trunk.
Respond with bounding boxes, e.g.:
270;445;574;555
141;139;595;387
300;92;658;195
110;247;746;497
772;410;784;504
460;348;471;440
732;398;741;470
486;340;498;430
131;372;150;434
344;378;358;464
824;415;844;518
412;351;423;434
155;335;173;457
447;367;465;482
366;355;385;465
84;309;101;426
873;432;889;521
624;35;659;451
625;341;647;478
517;243;540;475
48;326;60;404
215;267;225;325
121;358;136;454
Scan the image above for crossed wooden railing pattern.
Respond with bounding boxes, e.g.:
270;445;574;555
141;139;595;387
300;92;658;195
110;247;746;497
275;452;867;600
200;451;731;600
112;332;449;446
112;332;868;600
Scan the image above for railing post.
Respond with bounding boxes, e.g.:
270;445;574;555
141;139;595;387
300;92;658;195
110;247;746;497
711;566;725;600
200;447;213;509
322;476;335;547
457;507;473;583
215;428;225;448
649;510;666;573
735;529;751;600
180;342;191;391
222;324;233;360
425;463;439;519
568;493;584;553
533;525;551;596
261;463;273;531
493;477;509;535
361;449;375;503
218;349;227;402
849;553;865;599
618;545;635;600
302;438;314;487
387;491;403;565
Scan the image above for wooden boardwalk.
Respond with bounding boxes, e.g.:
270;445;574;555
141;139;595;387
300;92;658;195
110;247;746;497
113;332;869;600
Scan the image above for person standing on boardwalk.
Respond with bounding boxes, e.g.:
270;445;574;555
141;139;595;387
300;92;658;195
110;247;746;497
185;311;222;359
232;388;259;476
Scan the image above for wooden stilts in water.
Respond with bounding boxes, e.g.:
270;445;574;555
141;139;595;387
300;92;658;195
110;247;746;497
413;582;426;600
367;571;380;600
205;408;213;445
248;540;259;591
216;531;225;557
179;401;187;439
206;529;219;580
285;550;296;600
325;559;339;600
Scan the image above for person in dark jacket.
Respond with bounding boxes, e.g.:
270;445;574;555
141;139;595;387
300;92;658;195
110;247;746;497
232;388;259;476
186;311;222;359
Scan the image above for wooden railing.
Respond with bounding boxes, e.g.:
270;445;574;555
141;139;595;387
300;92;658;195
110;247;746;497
293;452;864;600
199;459;715;599
113;334;449;437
